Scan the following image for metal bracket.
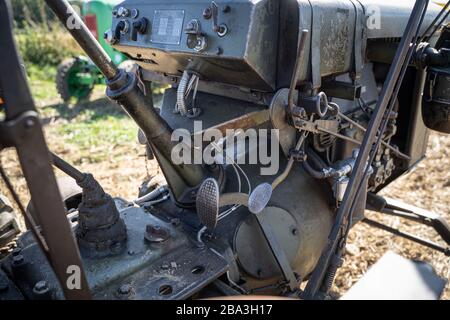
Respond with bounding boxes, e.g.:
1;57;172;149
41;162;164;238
350;0;366;81
0;111;40;150
256;213;300;292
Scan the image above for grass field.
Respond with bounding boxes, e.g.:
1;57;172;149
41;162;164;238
1;64;449;299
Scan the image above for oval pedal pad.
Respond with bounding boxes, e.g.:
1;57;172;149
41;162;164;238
196;178;220;231
248;183;273;214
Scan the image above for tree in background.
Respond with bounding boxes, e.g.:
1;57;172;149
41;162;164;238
12;0;57;28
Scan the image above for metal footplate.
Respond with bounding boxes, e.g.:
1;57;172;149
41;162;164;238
95;245;228;300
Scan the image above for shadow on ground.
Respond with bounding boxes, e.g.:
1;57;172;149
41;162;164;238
40;92;164;126
40;96;126;125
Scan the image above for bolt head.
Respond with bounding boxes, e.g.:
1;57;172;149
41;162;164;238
12;247;22;256
118;284;132;295
203;7;212;19
118;7;130;17
33;281;49;294
131;8;139;19
161;263;170;270
12;254;24;266
145;224;170;243
24;118;35;128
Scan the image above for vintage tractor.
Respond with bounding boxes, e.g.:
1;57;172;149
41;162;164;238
56;0;128;102
1;0;450;300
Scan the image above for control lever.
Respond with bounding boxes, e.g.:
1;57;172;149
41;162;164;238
104;20;127;45
131;18;148;41
211;1;228;37
185;19;208;52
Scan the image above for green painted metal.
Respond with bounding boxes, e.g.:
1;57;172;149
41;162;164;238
59;1;127;100
66;57;97;99
82;0;127;65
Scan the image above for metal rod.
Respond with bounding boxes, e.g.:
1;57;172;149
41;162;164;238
317;126;362;146
421;0;450;42
272;131;308;189
338;111;410;160
363;218;449;256
44;0;118;80
51;152;85;182
378;208;427;224
303;0;429;299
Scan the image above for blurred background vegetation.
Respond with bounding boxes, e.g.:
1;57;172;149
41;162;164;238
13;0;82;67
12;0;83;102
8;0;146;166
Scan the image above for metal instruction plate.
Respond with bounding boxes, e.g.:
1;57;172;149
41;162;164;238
151;10;185;45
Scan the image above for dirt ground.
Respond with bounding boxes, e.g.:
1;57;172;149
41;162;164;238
0;93;449;299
